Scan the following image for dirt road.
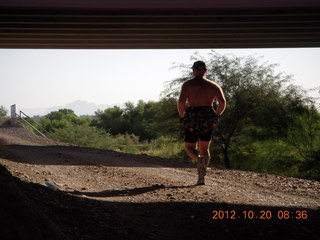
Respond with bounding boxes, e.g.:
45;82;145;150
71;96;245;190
0;123;319;239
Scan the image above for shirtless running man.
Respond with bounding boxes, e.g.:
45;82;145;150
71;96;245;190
177;61;226;185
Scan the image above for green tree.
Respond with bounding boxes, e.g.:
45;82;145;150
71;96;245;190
92;106;128;135
148;98;181;139
122;100;153;139
39;109;89;132
286;104;320;177
92;101;159;140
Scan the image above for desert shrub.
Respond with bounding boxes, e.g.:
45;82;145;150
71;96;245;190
139;136;188;161
52;124;118;150
231;138;320;180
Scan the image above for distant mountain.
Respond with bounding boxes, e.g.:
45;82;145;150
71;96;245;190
21;100;122;117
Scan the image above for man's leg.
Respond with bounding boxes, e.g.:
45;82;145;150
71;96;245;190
194;140;211;185
184;142;198;161
199;140;211;168
185;141;206;185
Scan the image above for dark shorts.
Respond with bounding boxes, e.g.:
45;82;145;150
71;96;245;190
184;128;213;143
180;106;218;143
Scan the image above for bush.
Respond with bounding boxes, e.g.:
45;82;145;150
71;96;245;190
0;105;8;119
52;124;119;150
231;138;320;180
139;136;189;161
113;133;140;153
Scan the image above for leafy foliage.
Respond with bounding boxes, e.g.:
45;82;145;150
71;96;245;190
0;105;8;119
39;109;89;132
91;99;181;140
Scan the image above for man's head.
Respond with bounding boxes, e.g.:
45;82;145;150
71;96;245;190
192;61;207;78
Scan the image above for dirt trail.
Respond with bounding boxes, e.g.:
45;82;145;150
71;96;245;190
0;123;319;239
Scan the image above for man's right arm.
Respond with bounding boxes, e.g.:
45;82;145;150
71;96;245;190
177;83;188;118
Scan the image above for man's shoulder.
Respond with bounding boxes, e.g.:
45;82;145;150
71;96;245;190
183;78;221;89
205;79;221;88
182;79;195;87
186;78;196;83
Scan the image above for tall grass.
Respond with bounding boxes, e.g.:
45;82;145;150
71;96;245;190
51;124;188;161
138;136;189;160
231;138;320;180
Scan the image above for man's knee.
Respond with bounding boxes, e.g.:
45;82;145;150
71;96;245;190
185;145;195;151
184;142;199;160
185;142;196;150
185;142;198;154
199;141;211;156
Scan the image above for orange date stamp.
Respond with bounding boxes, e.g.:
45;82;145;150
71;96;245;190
212;210;309;220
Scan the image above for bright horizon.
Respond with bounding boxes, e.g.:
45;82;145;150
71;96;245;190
1;48;319;115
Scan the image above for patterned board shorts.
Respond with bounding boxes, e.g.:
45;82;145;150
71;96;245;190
180;106;219;135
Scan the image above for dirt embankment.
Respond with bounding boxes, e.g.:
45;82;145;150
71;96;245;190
0;122;319;239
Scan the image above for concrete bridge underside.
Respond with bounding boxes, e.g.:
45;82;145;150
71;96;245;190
0;0;320;49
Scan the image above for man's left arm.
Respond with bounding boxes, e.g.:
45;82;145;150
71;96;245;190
215;86;226;116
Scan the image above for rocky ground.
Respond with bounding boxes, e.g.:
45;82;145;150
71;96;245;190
0;120;319;239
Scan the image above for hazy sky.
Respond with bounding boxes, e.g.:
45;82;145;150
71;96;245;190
1;48;319;113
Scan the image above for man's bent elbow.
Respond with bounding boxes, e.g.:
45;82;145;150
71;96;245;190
218;99;226;116
177;100;186;118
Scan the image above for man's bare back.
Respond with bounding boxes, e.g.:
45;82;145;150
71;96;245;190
181;77;223;105
178;77;226;118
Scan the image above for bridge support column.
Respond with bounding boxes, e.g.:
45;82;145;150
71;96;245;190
10;104;18;126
